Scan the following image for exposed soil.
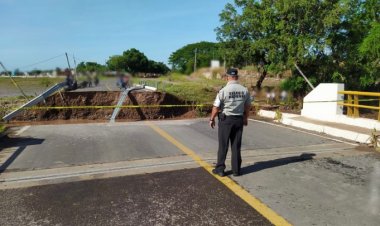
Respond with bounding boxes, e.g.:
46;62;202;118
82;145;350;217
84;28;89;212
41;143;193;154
12;91;202;122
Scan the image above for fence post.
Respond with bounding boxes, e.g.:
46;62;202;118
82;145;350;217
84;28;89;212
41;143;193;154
353;94;359;118
347;94;353;117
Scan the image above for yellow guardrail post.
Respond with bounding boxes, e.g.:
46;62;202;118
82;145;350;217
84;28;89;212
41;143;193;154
347;94;353;117
353;94;359;118
338;90;380;121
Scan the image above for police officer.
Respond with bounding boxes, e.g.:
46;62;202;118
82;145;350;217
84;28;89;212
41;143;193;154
209;68;251;177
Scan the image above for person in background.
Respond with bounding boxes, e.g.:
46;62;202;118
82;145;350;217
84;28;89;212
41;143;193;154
270;90;276;104
281;90;288;102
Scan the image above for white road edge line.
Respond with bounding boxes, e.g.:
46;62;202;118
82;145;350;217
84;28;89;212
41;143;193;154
1;160;196;183
249;119;358;146
15;126;30;136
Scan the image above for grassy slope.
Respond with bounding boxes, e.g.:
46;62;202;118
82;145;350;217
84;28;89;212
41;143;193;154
130;73;225;104
155;73;225;104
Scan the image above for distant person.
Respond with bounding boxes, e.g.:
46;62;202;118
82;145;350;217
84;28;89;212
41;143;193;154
116;73;126;89
64;69;77;91
266;91;271;104
86;74;92;87
123;75;130;88
94;75;99;86
209;68;251;177
270;90;276;104
280;90;287;102
251;87;258;103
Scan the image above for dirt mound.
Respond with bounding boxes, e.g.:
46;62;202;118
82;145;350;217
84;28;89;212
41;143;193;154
13;91;201;121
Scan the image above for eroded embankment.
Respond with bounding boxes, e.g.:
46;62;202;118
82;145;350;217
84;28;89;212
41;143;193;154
12;91;202;121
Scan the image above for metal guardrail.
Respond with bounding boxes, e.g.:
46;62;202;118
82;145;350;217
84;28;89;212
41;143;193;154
2;82;66;121
338;91;380;121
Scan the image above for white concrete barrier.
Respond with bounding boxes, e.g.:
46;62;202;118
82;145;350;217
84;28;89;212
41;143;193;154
258;109;371;144
301;83;344;121
301;83;380;130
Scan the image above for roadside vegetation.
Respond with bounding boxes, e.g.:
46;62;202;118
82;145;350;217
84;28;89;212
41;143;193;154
216;0;379;93
0;77;64;90
133;73;225;104
0;96;29;119
0;124;5;133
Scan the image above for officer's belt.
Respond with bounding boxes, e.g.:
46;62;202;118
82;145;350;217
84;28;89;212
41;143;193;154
225;115;243;118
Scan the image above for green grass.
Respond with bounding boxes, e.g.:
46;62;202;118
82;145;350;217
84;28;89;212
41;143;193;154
132;73;225;104
161;78;224;104
0;77;64;87
0;124;5;134
0;96;29;119
161;73;190;82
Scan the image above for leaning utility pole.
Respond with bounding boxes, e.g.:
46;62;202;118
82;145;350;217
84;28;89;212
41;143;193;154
194;48;197;73
65;52;71;69
73;54;78;79
0;61;29;100
294;63;315;90
65;52;77;80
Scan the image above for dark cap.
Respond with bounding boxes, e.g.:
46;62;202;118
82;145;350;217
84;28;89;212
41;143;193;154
226;68;238;76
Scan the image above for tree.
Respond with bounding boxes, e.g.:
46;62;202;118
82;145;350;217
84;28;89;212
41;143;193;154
13;68;23;76
55;67;62;75
122;48;149;73
359;22;380;87
106;55;127;71
77;62;106;73
216;0;347;90
29;69;42;76
106;48;170;75
147;60;170;74
169;42;223;74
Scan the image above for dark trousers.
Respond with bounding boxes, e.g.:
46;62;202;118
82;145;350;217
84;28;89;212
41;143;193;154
216;116;244;173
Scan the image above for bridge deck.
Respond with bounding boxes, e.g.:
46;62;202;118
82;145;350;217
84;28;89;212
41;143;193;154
0;119;378;225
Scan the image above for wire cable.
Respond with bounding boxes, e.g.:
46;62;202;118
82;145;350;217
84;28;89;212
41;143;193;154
18;53;65;69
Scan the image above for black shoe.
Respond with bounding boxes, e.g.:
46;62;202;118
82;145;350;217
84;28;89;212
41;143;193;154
212;169;225;177
232;172;241;177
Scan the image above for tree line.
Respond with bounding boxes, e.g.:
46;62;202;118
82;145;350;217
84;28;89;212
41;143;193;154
8;48;170;76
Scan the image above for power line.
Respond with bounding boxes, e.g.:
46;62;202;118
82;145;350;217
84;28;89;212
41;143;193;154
18;53;66;69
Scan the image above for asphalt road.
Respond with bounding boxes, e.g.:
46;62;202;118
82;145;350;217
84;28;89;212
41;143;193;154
0;168;271;226
1;120;337;171
0;119;379;225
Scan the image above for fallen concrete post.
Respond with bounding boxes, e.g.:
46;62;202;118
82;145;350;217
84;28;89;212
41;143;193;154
109;85;157;123
2;82;66;122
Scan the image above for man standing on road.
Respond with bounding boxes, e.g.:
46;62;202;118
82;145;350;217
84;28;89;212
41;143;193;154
209;68;251;177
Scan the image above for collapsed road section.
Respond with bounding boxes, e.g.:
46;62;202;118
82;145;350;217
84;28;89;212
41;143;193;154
9;91;199;122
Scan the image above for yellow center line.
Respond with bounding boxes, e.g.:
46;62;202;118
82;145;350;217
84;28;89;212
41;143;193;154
146;122;292;226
